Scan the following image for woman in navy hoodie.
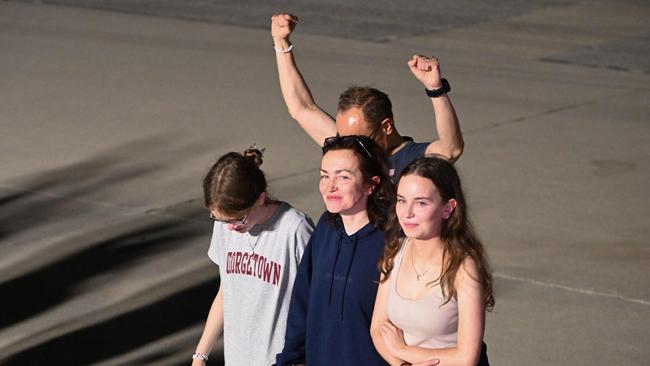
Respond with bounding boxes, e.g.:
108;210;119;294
276;135;394;366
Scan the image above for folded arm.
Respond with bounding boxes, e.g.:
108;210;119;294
371;278;411;366
381;258;485;366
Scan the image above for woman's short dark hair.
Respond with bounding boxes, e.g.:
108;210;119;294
322;135;395;229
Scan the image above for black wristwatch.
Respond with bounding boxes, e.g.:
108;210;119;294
425;78;451;98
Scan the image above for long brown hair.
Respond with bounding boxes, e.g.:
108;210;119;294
379;156;494;310
203;147;268;215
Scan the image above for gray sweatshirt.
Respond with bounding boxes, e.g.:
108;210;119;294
208;202;313;366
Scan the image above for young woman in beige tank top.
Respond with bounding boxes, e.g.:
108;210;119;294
370;156;494;366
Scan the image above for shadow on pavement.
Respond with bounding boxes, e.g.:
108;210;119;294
0;219;207;328
2;277;219;365
0;135;221;364
0;136;167;241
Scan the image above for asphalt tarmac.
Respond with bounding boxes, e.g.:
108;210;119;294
1;1;649;365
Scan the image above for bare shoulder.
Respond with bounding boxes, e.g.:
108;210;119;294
455;256;482;289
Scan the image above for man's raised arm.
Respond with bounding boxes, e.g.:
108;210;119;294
271;13;336;146
408;55;464;162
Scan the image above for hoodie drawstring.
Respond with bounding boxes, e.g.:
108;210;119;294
327;231;343;306
338;235;358;320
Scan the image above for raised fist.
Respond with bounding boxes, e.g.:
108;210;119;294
408;54;443;90
271;13;299;42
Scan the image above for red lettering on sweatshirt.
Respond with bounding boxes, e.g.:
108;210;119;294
256;256;265;279
225;251;282;286
240;253;246;274
263;261;273;283
273;262;281;286
235;252;243;274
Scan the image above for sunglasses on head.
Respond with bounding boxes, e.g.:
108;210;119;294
323;135;374;160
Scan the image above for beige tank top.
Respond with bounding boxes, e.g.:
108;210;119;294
387;238;458;349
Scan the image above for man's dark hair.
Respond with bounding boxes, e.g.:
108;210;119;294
338;86;393;129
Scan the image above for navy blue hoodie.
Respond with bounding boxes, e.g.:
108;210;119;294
276;213;388;366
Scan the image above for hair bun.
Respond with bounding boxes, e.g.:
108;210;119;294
243;144;265;167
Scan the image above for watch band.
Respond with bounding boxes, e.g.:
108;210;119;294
425;78;451;98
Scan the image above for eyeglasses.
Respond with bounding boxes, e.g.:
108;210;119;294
209;207;251;227
323;135;374;160
367;123;383;141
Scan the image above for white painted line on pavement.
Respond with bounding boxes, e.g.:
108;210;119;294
494;272;650;307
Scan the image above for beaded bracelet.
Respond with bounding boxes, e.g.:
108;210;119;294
274;44;294;53
192;352;209;362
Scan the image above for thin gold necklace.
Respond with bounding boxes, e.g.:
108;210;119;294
245;205;276;254
409;241;442;281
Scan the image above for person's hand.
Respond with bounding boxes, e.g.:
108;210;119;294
191;359;205;366
271;12;299;43
408;54;443;90
380;321;407;358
